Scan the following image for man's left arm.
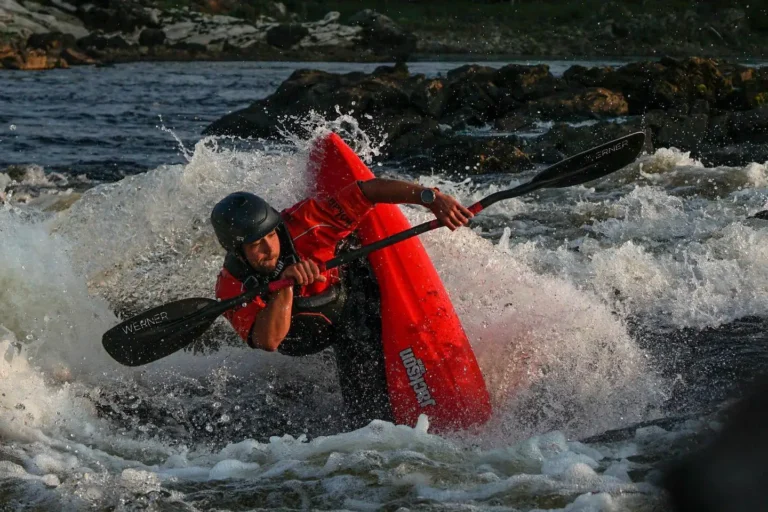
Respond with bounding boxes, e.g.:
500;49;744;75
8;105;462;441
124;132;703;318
358;178;473;230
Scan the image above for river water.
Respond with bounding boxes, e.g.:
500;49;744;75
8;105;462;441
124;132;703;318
1;60;767;511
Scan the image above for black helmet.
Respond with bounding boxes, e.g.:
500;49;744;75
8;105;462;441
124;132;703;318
211;192;281;252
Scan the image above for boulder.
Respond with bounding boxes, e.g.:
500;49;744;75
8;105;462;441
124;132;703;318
138;28;166;47
494;64;566;101
77;32;131;50
77;3;158;33
430;137;533;175
443;80;498;122
699;143;768;167
26;32;77;51
494;113;534;132
0;44;24;70
266;23;309;49
410;78;449;118
601;57;734;113
531;120;652;161
446;64;497;83
171;41;208;54
385;119;445;158
76;32;108;50
61;47;98;66
526;87;629;120
726;107;768;142
20;50;64;70
648;113;710;152
563;65;616;88
348;9;416;61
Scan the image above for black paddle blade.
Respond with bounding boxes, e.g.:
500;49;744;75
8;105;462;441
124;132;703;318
103;297;219;367
531;131;645;189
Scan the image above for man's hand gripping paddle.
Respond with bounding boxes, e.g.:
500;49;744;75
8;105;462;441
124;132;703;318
102;131;645;367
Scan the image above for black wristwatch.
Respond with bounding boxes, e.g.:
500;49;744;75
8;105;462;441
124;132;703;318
420;187;437;205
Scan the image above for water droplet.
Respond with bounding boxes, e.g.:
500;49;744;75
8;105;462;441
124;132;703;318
9;125;16;131
219;414;230;423
205;424;213;432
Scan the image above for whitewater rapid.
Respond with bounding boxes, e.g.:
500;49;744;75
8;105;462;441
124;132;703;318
2;121;767;508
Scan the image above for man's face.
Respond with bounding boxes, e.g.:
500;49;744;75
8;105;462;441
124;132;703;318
242;229;281;273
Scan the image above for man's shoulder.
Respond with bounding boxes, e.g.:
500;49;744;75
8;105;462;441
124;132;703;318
215;268;243;299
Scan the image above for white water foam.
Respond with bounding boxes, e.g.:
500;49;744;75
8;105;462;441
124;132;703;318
421;147;768;330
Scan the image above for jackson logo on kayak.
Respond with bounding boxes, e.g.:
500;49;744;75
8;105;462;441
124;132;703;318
327;197;354;228
583;138;630;163
121;312;169;335
399;347;437;408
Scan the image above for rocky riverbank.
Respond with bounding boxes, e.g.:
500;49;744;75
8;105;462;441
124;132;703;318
204;57;768;174
0;0;416;69
4;0;768;70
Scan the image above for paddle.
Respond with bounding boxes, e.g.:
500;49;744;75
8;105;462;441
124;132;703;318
103;131;645;367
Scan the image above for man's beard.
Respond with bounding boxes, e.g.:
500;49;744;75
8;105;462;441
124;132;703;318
251;255;285;279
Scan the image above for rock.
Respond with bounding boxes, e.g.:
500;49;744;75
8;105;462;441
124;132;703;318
0;44;24;70
61;47;97;65
77;3;158;33
532;120;652;162
446;64;497;83
171;41;208;54
317;11;340;26
107;34;131;50
372;62;409;79
26;32;76;51
266;24;309;49
526;88;629;120
699;143;768;167
269;2;288;18
494;113;534;132
494;64;566;101
725;107;768;142
376;110;426;144
385;118;444;158
348;9;416;61
443;80;498;123
663;375;768;512
77;32;131;50
206;62;686;175
20;49;64;70
439;107;486;130
204;106;278;139
0;0;89;39
138;28;167;47
600;57;733;113
651;113;709;152
76;32;108;50
563;65;616;88
430;136;533;175
205;66;421;138
410;78;449;118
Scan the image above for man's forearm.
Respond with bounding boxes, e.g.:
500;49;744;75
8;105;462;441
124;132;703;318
358;178;428;205
249;288;293;351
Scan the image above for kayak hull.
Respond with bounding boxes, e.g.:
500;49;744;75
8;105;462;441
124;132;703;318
309;133;492;432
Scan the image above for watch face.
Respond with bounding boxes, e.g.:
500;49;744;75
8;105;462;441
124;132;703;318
421;188;436;204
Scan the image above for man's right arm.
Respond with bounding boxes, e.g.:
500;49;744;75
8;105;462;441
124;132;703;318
248;259;326;351
249;287;294;351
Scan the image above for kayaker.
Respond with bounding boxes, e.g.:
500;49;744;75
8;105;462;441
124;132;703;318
211;179;472;428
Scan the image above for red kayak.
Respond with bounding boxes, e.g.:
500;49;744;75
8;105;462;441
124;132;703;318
309;133;492;432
